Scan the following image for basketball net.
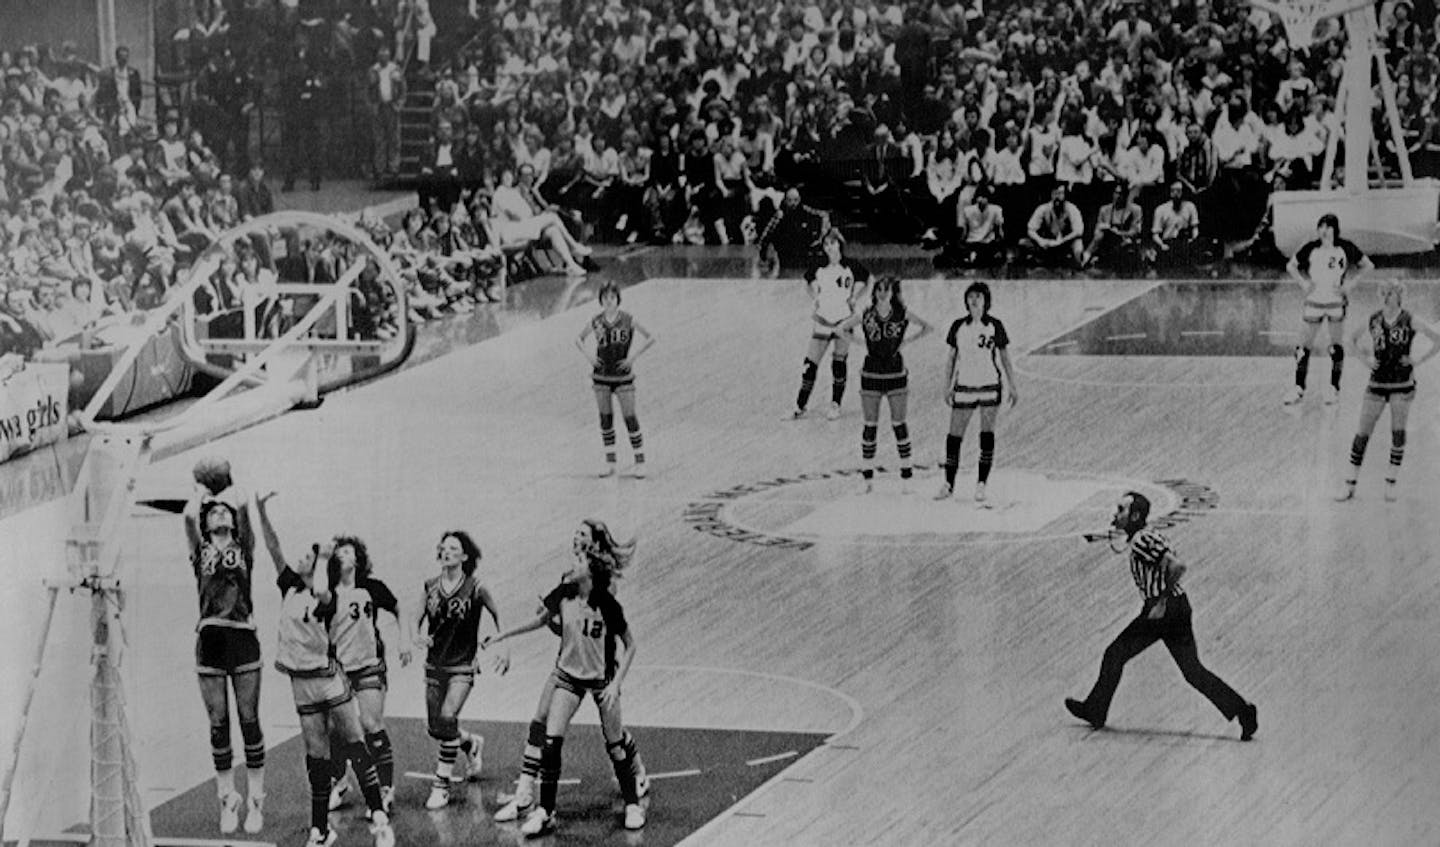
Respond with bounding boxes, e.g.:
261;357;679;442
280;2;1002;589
1251;0;1372;50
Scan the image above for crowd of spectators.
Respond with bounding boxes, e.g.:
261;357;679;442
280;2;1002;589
403;0;1439;270
0;35;445;369
5;0;1440;362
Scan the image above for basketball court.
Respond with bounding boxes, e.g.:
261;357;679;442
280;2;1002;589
2;245;1438;846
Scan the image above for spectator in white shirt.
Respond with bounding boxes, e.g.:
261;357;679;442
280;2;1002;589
490;165;594;274
1125;132;1166;213
941;186;1006;268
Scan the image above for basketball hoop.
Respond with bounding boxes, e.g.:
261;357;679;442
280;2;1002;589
1275;1;1325;49
1250;0;1374;50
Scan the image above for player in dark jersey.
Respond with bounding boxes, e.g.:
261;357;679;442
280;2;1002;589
1336;280;1440;501
1065;492;1258;740
415;530;500;810
181;457;266;835
575;282;656;477
857;275;931;492
936;282;1019;504
789;228;872;421
325;536;412;815
485;519;648;835
256;496;395;847
1284;214;1374;405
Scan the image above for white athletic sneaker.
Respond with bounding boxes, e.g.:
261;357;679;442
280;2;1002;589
218;791;242;834
934;482;953;501
425;784;451;810
369;811;395;847
599;462;617;478
1325;384;1339;405
786;407;806;420
328;779;349;811
1384;479;1398;502
975;482;988;503
624;802;647;830
493;792;533;822
863;478;874;493
243;793;265;833
1283;387;1305;406
520;806;556;836
825;402;841;420
1334;479;1357;501
305;827;338;847
631;462;647;479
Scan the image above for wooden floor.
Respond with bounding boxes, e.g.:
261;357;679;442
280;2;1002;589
3;266;1440;846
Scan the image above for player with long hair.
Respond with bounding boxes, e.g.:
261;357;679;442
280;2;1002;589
1335;280;1440;501
255;496;395;847
789;227;872;420
415;530;499;810
937;282;1019;503
857;275;931;491
324;537;413;815
575;282;656;477
490;585;650;825
1284;213;1373;405
484;519;648;836
182;457;266;835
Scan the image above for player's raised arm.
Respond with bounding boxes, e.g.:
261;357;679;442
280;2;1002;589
254;491;286;575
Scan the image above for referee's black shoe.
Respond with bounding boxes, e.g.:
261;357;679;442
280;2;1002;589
1064;698;1105;729
1238;703;1259;741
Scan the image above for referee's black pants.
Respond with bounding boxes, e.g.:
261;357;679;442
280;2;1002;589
1081;594;1246;723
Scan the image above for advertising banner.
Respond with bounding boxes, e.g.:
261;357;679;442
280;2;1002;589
0;363;70;464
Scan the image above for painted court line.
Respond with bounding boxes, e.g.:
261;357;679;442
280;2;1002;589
1179;330;1224;337
746;751;799;767
648;768;703;780
25;835;277;847
1021;280;1166;356
403;771;579;786
1104;332;1148;341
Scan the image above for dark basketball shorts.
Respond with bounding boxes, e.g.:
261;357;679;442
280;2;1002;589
860;371;908;396
195;626;262;677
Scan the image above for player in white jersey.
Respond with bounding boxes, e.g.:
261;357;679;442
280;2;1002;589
1284;213;1372;405
788;227;872;420
256;495;395;847
936;282;1020;503
325;537;412;815
484;520;648;836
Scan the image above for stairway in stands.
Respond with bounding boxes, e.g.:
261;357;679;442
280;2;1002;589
396;73;435;183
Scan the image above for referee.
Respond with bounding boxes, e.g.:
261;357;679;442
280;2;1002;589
1065;492;1259;740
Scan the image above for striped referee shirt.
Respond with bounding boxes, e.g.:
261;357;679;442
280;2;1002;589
1129;528;1184;599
